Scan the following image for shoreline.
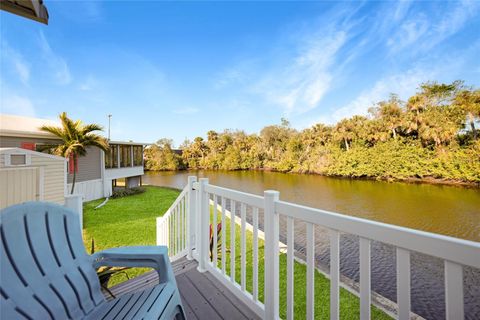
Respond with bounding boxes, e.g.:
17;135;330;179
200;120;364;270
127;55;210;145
144;168;480;189
303;171;480;188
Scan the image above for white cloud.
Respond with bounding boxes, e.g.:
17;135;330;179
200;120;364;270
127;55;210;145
253;30;347;116
172;107;199;115
38;31;72;85
78;75;98;91
214;66;247;89
392;0;413;22
213;4;366;117
429;0;480;48
387;0;479;54
0;93;36;117
327;61;460;124
387;16;429;52
1;41;30;84
330;70;427;123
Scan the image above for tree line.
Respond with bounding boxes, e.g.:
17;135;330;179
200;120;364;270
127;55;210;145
145;81;480;184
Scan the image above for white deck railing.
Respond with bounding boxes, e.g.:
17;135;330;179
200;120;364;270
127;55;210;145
156;183;190;261
156;176;480;320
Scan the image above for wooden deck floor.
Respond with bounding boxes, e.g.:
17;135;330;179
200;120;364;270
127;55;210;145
107;257;260;320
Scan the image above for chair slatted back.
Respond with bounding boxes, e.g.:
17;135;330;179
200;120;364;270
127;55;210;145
1;202;105;319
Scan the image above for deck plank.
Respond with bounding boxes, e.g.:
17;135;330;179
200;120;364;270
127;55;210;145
179;292;199;320
106;257;260;320
176;273;222;320
202;271;260;320
185;268;253;319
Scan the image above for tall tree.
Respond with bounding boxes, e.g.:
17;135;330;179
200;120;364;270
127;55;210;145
260;120;295;161
454;89;480;139
418;106;462;147
369;94;404;139
40;112;109;194
405;81;464;140
334;116;367;150
145;138;182;170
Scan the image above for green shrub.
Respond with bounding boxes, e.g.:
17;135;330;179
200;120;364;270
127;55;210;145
111;187;146;198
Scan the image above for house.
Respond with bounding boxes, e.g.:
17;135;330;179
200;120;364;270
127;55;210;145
0;114;147;202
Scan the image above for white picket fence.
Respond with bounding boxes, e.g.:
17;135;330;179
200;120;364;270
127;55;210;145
156;176;480;320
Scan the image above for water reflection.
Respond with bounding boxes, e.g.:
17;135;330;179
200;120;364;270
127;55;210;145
144;170;480;241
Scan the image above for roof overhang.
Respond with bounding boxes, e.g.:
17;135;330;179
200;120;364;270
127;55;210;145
0;130;57;139
109;140;152;146
0;0;49;25
0;147;65;161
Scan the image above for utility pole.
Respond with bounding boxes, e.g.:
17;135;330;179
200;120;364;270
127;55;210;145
108;114;112;141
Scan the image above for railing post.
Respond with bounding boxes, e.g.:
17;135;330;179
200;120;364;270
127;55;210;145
186;176;197;260
264;190;280;320
197;178;209;273
156;216;162;245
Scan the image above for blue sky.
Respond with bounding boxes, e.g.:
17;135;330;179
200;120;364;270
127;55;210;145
1;1;479;146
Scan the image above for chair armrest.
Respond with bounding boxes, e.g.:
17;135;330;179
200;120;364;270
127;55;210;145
91;246;175;284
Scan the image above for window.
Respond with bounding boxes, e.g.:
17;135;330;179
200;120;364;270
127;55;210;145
105;145;118;169
120;145;131;167
10;154;26;165
133;146;143;166
6;153;31;166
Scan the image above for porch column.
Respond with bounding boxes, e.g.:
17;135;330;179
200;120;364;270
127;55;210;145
264;190;280;320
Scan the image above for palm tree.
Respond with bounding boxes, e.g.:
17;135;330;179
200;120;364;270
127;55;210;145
334;119;354;151
455;89;480;140
374;94;403;139
334;116;367;151
39;112;109;194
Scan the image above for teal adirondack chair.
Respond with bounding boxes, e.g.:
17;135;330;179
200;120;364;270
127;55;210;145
0;202;186;319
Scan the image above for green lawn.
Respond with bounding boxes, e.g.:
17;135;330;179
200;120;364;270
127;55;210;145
83;186;391;319
83;186;180;284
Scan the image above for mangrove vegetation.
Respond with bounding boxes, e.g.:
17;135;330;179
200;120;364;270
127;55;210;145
145;81;480;184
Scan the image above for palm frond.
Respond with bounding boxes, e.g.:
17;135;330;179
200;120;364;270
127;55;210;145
60;112;79;141
66;143;87;157
82;124;104;135
82;134;109;152
36;144;60;155
39;125;67;140
39;112;108;160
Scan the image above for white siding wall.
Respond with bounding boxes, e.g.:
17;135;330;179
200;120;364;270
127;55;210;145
30;156;65;204
67;179;103;202
104;166;144;180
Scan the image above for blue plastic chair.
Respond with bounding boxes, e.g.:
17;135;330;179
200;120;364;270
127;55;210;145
0;202;186;319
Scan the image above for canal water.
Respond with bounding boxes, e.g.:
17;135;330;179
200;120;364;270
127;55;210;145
144;170;480;319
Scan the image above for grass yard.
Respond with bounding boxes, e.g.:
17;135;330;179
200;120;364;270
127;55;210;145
83;185;391;319
83;186;181;285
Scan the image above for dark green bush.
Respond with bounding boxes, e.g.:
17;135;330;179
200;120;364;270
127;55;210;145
111;187;146;198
